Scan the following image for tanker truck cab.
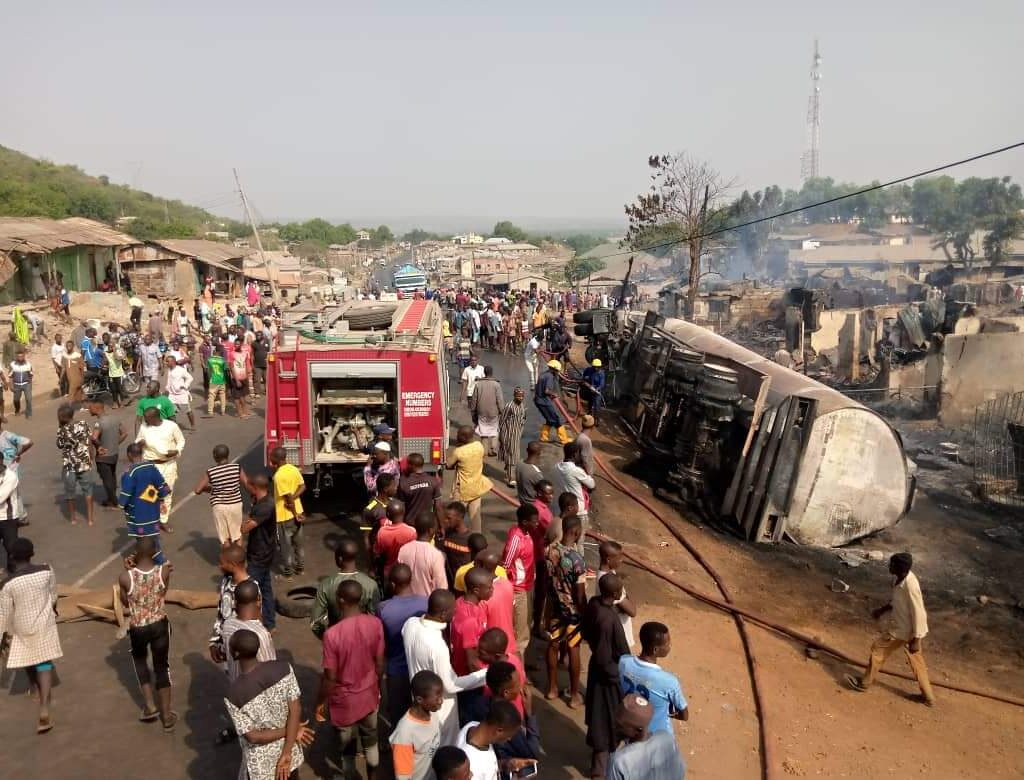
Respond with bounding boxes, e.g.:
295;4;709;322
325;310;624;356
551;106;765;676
265;299;450;496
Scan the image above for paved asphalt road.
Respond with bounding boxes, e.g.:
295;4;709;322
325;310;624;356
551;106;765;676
0;345;593;778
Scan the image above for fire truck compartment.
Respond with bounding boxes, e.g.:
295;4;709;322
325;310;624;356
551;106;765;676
311;376;396;463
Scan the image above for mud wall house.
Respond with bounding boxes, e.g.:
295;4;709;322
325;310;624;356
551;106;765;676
923;331;1024;426
0;217;141;304
120;239;248;301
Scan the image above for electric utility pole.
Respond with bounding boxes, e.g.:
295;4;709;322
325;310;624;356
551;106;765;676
233;168;279;304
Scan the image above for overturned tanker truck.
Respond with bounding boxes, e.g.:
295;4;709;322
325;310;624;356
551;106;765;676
612;311;915;547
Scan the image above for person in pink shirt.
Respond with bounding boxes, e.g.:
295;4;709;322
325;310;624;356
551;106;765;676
531;481;556;637
396;513;448;597
450;567;494;676
477;551;516;659
315;579;385;778
502;503;539;656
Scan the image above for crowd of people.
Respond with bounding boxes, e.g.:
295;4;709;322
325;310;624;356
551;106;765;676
0;283;935;780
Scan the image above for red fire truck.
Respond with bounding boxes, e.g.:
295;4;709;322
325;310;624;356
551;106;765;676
265;299;449;494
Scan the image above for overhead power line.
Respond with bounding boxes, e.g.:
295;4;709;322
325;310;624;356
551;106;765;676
594;139;1024;262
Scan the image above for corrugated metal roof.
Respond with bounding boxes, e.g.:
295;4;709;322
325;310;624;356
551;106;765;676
0;217;140;253
791;244;949;265
146;239;250;266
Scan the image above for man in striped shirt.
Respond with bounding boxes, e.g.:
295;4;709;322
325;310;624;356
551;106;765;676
119;442;172;564
193;444;250;547
502;504;539;656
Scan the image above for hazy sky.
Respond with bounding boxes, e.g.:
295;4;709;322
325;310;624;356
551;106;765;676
3;1;1022;229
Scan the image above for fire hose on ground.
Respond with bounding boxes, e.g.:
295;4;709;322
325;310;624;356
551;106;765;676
490;383;1024;778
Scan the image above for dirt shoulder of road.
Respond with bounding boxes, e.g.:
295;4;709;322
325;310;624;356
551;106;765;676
582;398;1024;779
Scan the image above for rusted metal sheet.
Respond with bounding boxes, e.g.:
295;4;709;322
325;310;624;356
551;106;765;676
0;252;15;287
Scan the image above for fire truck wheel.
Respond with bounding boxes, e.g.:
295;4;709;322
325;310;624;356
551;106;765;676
275;584;317;619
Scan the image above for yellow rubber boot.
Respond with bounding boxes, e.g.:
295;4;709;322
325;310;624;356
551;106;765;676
539;425;552;443
557;425;574;445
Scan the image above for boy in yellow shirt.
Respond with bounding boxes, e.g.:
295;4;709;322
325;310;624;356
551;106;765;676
269;446;305;578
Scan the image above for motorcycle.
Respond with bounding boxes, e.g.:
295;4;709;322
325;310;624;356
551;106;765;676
82;369;142;401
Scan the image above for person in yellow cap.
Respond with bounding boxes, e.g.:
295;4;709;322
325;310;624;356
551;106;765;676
581;358;606;417
533;360;572;444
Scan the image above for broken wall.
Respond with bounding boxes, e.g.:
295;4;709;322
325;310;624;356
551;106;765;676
936;332;1024;425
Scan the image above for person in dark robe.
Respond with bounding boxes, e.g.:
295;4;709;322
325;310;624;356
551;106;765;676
582;572;630;779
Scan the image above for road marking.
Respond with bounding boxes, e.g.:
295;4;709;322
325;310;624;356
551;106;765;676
70;438;262;588
70;488;202;588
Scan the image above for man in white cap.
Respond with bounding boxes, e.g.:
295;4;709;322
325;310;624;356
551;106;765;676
364;440;401;497
533;360;572;445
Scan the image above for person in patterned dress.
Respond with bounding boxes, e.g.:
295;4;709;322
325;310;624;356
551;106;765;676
0;538;62;733
117;536;176;729
55;403;94;526
224;630;315;780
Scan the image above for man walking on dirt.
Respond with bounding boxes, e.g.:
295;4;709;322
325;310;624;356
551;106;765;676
846;552;935;706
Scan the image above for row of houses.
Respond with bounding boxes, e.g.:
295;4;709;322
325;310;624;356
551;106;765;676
0;217;301;305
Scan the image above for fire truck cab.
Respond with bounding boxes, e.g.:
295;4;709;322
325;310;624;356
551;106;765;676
265;299;449;494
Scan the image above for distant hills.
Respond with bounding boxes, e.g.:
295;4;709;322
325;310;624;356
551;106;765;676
0;145;249;241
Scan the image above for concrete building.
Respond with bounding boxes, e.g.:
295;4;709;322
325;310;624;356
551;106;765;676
0;217;142;304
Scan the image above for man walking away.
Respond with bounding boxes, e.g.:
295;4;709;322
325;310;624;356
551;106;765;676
118;537;176;730
846;552;936;706
240;474;277;631
311;537;382;638
498;388;527;487
224;630;314;780
119;443;171;565
459;355;485;420
193;444;248;547
472;366;503;456
551;442;595;558
316;580;385;779
398;453;443;529
524;332;540;390
582;573;630;778
376;564;428;730
164;355;195;431
56;403;95;527
221;580;275;682
606;693;687;780
0;538;62;734
374;499;415;579
269;446;305;579
89;399;126;509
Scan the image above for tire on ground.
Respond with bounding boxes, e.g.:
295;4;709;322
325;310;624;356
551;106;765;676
275;584;317;619
572;308;612;324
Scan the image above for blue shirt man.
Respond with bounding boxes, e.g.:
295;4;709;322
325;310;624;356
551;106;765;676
81;333;104;370
118;448;171;563
619;621;688;735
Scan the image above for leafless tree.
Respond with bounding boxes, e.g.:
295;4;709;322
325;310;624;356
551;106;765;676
625;153;733;318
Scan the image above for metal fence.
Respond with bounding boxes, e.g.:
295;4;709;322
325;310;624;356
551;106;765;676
973;391;1024;507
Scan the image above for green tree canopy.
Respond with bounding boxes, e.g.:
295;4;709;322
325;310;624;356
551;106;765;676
491;221;530;243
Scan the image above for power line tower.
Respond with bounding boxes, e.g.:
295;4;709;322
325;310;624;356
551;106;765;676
800;39;822;182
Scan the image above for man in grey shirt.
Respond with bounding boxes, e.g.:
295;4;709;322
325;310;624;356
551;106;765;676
88;399;126;507
515;441;546;503
607;693;686;779
576;414;596;475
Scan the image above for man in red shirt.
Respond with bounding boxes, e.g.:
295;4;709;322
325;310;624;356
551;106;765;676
373;499;416;579
316;580;385;778
478;627;528;718
477;551;515;660
452;566;494;727
530;481;556;637
502;503;539;656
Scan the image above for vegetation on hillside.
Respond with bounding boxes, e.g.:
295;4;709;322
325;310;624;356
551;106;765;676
0;145;252;241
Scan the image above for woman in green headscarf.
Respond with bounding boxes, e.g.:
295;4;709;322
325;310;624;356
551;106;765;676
12;307;30;346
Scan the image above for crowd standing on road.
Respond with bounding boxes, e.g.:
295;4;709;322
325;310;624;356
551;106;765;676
0;286;935;779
